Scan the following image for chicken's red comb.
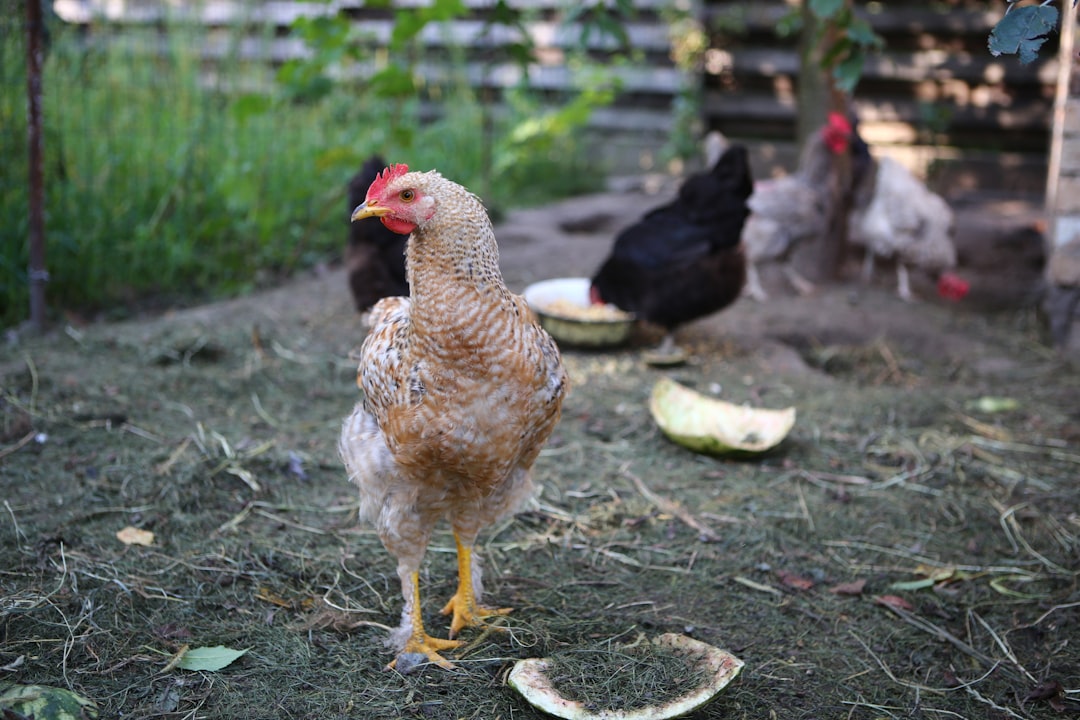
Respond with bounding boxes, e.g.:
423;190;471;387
822;113;853;154
366;163;409;200
826;112;852;135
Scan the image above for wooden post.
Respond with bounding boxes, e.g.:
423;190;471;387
26;0;48;332
796;3;827;153
1044;0;1080;351
1046;0;1079;246
799;0;854;283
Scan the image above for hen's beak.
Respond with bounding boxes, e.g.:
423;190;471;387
351;202;390;222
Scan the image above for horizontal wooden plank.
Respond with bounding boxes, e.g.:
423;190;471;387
93;33;688;94
53;0;669;52
705;45;1058;86
702;88;1052;133
704;3;1006;37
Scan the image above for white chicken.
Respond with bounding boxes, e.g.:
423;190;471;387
741;113;864;301
741;175;825;301
848;156;957;302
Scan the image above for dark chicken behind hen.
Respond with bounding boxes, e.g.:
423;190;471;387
346;155;409;312
589;143;753;344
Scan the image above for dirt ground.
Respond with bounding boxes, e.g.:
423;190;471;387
2;186;1079;720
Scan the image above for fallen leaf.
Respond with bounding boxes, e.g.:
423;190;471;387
116;526;154;546
0;684;99;720
1024;680;1065;711
873;595;914;611
829;579;866;596
255;587;294;608
176;645;248;672
776;570;814;591
255;586;316;611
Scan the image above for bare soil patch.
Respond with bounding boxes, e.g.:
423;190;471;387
2;190;1078;719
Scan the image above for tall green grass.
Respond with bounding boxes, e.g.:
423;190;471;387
0;15;601;328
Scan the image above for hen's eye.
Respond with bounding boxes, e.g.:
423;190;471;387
400;189;415;202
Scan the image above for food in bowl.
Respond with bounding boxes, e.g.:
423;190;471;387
536;297;632;322
523;277;635;348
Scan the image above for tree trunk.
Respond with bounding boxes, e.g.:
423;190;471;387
796;3;827;154
798;0;854;284
26;0;48;332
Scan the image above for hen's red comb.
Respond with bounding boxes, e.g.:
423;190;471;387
826;112;852;135
366;163;409;200
822;112;853;154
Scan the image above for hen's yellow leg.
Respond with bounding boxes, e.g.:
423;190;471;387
440;534;511;638
389;571;463;670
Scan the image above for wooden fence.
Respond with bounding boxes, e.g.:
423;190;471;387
52;0;1056;195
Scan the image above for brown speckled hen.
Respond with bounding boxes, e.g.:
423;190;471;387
339;164;568;670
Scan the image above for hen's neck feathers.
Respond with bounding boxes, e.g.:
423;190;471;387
401;172;515;329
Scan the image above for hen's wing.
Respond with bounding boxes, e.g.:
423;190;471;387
356;297;412;417
743;176;825;262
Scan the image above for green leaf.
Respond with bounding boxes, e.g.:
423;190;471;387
846;16;883;49
176;645;249;672
428;0;467;22
821;35;853;68
230;94;273;124
775;8;803;38
368;65;417;99
988;5;1059;64
0;684;99;720
390;11;427;48
832;52;864;94
809;0;844;20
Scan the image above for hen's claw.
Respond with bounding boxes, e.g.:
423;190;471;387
442;534;512;638
388;570;464;671
441;591;511;638
389;633;464;671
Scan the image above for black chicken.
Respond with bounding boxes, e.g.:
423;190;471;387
346;155;409;312
590;141;754;358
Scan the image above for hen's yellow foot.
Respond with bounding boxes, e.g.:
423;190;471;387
442;535;512;638
440;591;512;638
388;632;463;671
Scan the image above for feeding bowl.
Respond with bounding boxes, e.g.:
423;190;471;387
523;277;635;349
